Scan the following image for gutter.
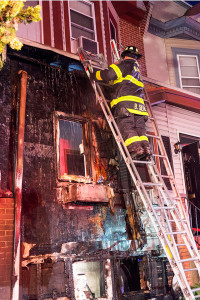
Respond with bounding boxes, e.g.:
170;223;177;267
143;76;200;100
11;71;27;300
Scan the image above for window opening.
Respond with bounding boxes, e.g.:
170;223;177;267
59;119;85;178
73;261;105;299
177;55;200;95
69;0;95;40
110;20;116;41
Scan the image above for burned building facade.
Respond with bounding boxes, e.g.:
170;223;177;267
0;1;178;299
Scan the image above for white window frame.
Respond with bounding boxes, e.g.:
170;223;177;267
68;0;97;42
177;54;200;92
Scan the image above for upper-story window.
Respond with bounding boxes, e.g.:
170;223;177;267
110;20;116;41
69;0;95;41
177;55;200;95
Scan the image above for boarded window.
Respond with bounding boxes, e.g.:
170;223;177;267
59;119;85;177
177;55;200;95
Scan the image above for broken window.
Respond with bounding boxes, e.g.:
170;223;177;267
58;118;86;178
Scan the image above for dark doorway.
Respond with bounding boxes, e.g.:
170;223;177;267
180;134;200;229
120;258;141;294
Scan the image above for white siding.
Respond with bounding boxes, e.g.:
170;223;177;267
144;33;170;84
149;103;200;194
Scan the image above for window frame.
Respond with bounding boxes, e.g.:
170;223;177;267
177;54;200;93
54;111;91;183
68;0;97;42
172;47;200;95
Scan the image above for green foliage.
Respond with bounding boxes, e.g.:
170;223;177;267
0;0;41;69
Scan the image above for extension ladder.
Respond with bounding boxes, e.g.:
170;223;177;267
78;44;200;299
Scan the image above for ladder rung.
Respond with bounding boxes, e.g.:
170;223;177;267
153;154;166;158
192;287;200;293
148;117;154;121
132;159;152;165
161;175;173;179
166;231;186;235
153;206;174;210
184;268;198;272
143;182;163;186
146;134;161;139
176;244;186;246
168;219;187;223
179;257;198;263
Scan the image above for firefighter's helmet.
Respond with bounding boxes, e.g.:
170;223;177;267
121;46;142;60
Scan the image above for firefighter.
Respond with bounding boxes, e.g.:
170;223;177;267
92;46;151;159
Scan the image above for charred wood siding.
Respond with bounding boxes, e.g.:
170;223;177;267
4;46;128;255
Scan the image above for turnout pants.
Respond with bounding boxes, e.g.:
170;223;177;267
115;113;149;153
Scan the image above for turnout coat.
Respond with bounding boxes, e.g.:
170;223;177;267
94;58;149;152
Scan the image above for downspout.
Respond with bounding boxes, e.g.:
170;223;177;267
11;70;27;300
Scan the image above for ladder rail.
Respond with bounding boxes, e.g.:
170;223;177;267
97;81;200;266
148;162;199;258
96;81;200;299
78;46;200;299
144;89;190;227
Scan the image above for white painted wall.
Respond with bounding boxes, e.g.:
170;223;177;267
144;32;170;84
148;103;200;194
16;21;41;44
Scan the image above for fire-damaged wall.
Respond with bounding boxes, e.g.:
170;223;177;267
0;45;173;299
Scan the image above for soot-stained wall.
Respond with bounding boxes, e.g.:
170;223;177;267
0;45;131;256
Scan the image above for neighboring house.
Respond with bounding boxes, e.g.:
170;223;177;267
144;0;200;249
1;1;200;300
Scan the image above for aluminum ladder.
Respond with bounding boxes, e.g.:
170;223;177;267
78;46;200;300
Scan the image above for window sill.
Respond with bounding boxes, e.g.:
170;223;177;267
59;174;92;184
56;182;113;203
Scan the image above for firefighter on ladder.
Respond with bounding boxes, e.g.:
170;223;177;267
92;46;152;159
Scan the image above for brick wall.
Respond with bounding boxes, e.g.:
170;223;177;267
119;18;147;76
119;3;152;77
0;198;14;299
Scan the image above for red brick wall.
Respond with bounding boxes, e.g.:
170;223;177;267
0;198;14;299
118;3;152;77
119;18;147;76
